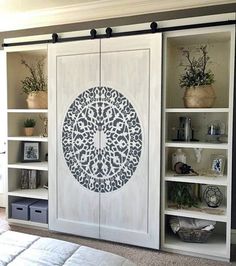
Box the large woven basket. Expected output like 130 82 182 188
183 85 216 108
177 228 213 243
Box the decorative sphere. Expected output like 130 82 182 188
203 186 223 208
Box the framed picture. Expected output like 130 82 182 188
22 142 41 162
210 154 226 176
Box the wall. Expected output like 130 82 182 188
1 2 236 228
0 3 236 44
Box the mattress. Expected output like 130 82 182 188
0 230 135 266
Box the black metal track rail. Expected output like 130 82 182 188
2 20 236 47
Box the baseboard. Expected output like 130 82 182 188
232 229 236 244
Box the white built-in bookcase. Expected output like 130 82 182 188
5 45 48 228
162 25 235 260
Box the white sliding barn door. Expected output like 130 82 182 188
99 35 162 249
49 40 100 237
49 34 162 248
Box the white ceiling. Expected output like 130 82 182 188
0 0 91 13
0 0 235 32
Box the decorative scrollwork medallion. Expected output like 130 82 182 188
62 87 142 193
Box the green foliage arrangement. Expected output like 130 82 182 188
179 45 215 89
169 182 198 208
24 118 36 128
21 58 47 95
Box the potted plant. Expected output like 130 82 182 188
21 58 47 109
179 45 216 108
24 118 36 136
168 182 198 209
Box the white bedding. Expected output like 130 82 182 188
0 230 135 266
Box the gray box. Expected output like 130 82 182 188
11 199 38 220
30 200 48 223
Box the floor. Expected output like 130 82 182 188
0 207 235 266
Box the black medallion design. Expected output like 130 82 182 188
62 87 142 193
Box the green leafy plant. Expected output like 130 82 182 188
24 118 36 128
179 45 214 89
21 58 47 95
169 182 198 208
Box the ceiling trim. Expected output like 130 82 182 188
0 0 235 32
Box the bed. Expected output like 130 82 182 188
0 229 135 265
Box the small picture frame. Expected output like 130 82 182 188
210 154 225 176
22 141 41 162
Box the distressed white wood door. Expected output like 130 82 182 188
49 34 162 248
99 34 162 249
48 40 100 237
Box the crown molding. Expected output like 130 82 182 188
0 0 235 32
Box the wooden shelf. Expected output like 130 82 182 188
164 232 227 259
165 205 227 222
165 172 227 186
165 108 229 113
8 218 48 229
7 109 48 113
165 142 228 149
8 162 48 171
8 188 48 200
8 136 48 142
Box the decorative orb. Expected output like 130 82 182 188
203 186 223 208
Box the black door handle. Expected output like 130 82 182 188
0 151 6 154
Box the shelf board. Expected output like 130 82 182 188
165 205 227 222
8 218 48 229
8 136 48 142
165 142 228 149
8 162 48 171
8 188 48 200
164 232 227 259
165 172 227 186
7 109 48 113
165 108 229 113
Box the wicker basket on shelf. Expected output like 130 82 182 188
177 228 213 243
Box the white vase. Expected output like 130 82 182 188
172 149 186 171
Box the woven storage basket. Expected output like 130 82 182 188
177 228 213 243
26 91 48 109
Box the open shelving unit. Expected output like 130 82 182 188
165 172 227 186
8 162 48 171
165 108 229 113
7 218 48 229
164 231 227 259
8 136 48 142
7 109 48 113
165 142 228 149
8 188 48 200
165 205 227 222
5 44 48 228
161 26 235 261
